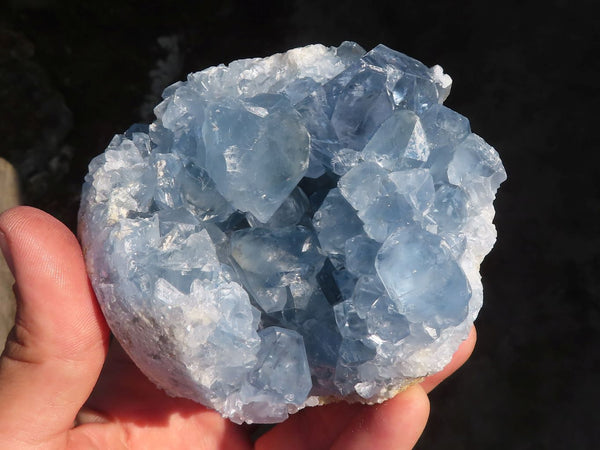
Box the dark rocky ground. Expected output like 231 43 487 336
1 0 598 448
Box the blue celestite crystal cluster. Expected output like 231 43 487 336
79 42 506 424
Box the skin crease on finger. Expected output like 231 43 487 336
0 207 476 450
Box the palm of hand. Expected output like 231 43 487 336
0 207 475 450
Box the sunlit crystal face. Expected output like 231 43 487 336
79 41 506 424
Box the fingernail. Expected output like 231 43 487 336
0 229 14 275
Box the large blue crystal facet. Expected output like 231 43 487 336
79 42 506 424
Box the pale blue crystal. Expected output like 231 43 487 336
334 339 376 395
366 295 410 342
362 110 430 170
338 162 395 211
344 235 380 277
203 95 310 222
363 44 443 114
447 133 506 202
179 163 234 222
294 88 338 178
151 152 185 209
230 226 325 286
330 147 362 176
338 163 415 242
246 187 310 229
375 226 471 328
79 42 506 424
231 327 312 423
332 269 357 301
351 274 387 317
429 184 469 232
388 169 435 214
334 300 369 339
330 65 394 150
421 104 470 150
312 188 364 264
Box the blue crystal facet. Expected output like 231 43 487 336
79 42 506 424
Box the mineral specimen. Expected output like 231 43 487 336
78 42 506 424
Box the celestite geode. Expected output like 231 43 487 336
78 42 506 424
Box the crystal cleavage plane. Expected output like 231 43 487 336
78 42 506 424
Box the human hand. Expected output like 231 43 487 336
0 207 476 449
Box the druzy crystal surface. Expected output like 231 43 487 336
79 42 506 424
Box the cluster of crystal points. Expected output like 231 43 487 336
79 42 506 424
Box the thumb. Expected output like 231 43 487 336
0 207 110 449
